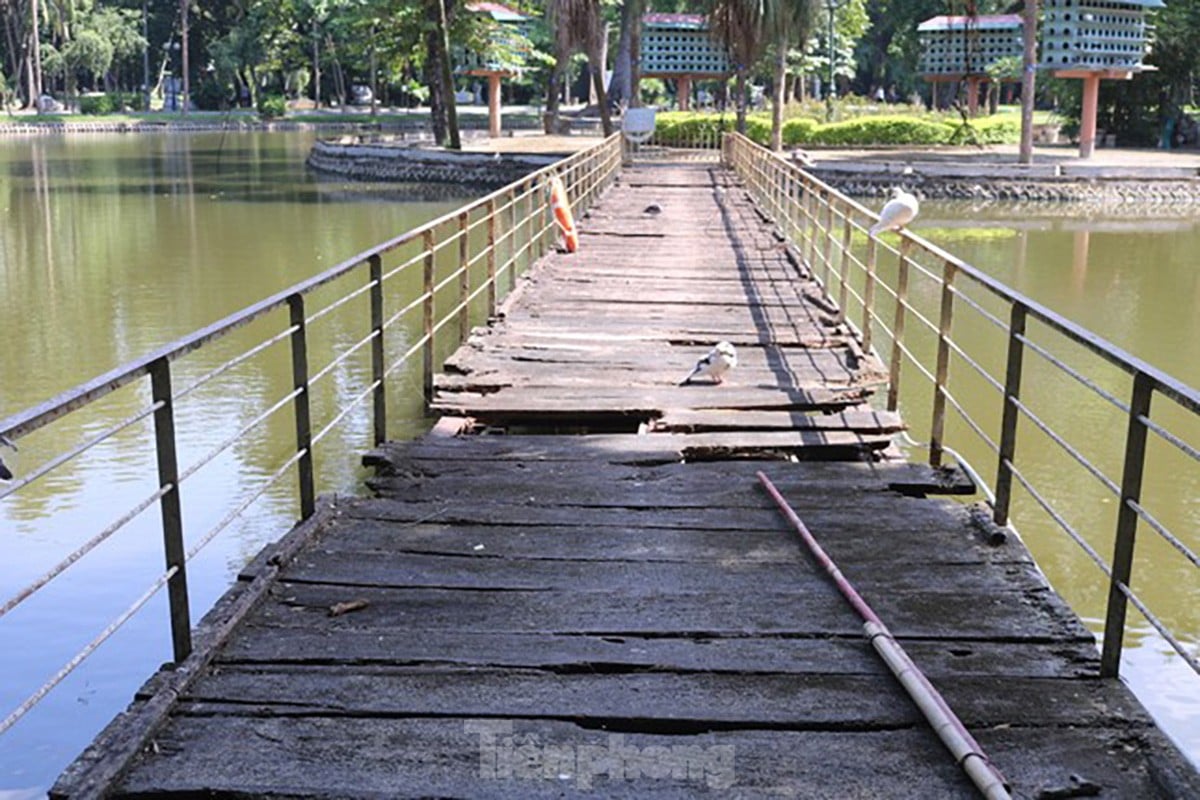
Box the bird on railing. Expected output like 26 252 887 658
680 341 737 386
0 435 16 481
869 187 920 237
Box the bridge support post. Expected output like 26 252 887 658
369 255 386 446
149 357 192 663
994 303 1028 527
887 241 912 412
929 261 957 467
1101 372 1154 677
287 295 316 519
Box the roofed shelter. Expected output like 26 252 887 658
1040 0 1165 158
458 2 533 137
640 13 731 111
917 14 1024 116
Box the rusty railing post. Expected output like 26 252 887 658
862 235 878 354
887 239 913 412
486 198 498 317
422 229 436 407
508 185 519 294
837 210 852 325
994 302 1028 527
149 357 192 663
930 260 957 467
368 254 386 445
1100 371 1154 677
458 211 470 345
287 294 316 519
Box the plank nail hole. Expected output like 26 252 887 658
949 648 974 658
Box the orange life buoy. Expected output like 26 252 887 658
549 175 579 253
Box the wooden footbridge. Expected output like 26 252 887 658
16 136 1199 797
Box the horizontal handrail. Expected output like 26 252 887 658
723 131 1199 683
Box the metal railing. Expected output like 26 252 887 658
724 132 1199 680
0 133 623 737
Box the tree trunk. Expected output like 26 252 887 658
545 60 563 133
312 20 321 107
424 0 448 142
609 0 641 110
369 22 378 118
26 0 42 107
771 34 786 151
436 0 461 148
180 0 189 115
589 20 612 136
1018 0 1037 164
735 69 747 134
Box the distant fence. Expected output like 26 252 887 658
724 132 1200 682
0 134 623 737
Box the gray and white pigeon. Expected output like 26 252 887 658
680 341 737 385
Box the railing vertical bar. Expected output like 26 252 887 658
837 209 853 325
149 358 192 663
457 211 470 345
863 235 878 354
508 184 519 293
422 230 436 406
822 192 836 289
286 294 316 519
1100 371 1155 677
486 198 498 316
805 182 819 272
994 303 1028 527
887 240 913 412
930 259 958 467
368 255 386 445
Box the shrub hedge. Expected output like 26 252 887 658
651 111 1021 147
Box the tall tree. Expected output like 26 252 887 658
710 0 764 135
608 0 643 109
765 0 819 150
547 0 613 136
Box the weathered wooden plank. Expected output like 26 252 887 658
279 549 1048 597
262 519 1019 569
252 582 1091 642
111 715 1181 800
217 629 1098 680
176 666 1147 729
431 388 876 418
364 448 973 493
652 409 904 433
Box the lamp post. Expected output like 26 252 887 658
825 0 838 122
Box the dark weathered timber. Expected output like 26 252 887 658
53 162 1200 799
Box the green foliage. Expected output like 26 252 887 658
655 109 1025 147
782 116 819 145
809 115 954 146
639 78 667 107
78 93 115 114
946 115 1020 145
65 30 115 89
652 112 735 146
258 94 288 119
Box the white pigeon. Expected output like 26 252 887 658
869 187 919 237
680 341 737 385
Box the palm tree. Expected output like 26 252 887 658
764 0 819 150
547 0 613 136
709 0 764 135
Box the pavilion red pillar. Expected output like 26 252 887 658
677 76 692 111
487 73 502 138
1078 73 1100 159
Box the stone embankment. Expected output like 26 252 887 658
804 156 1200 204
306 137 562 186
